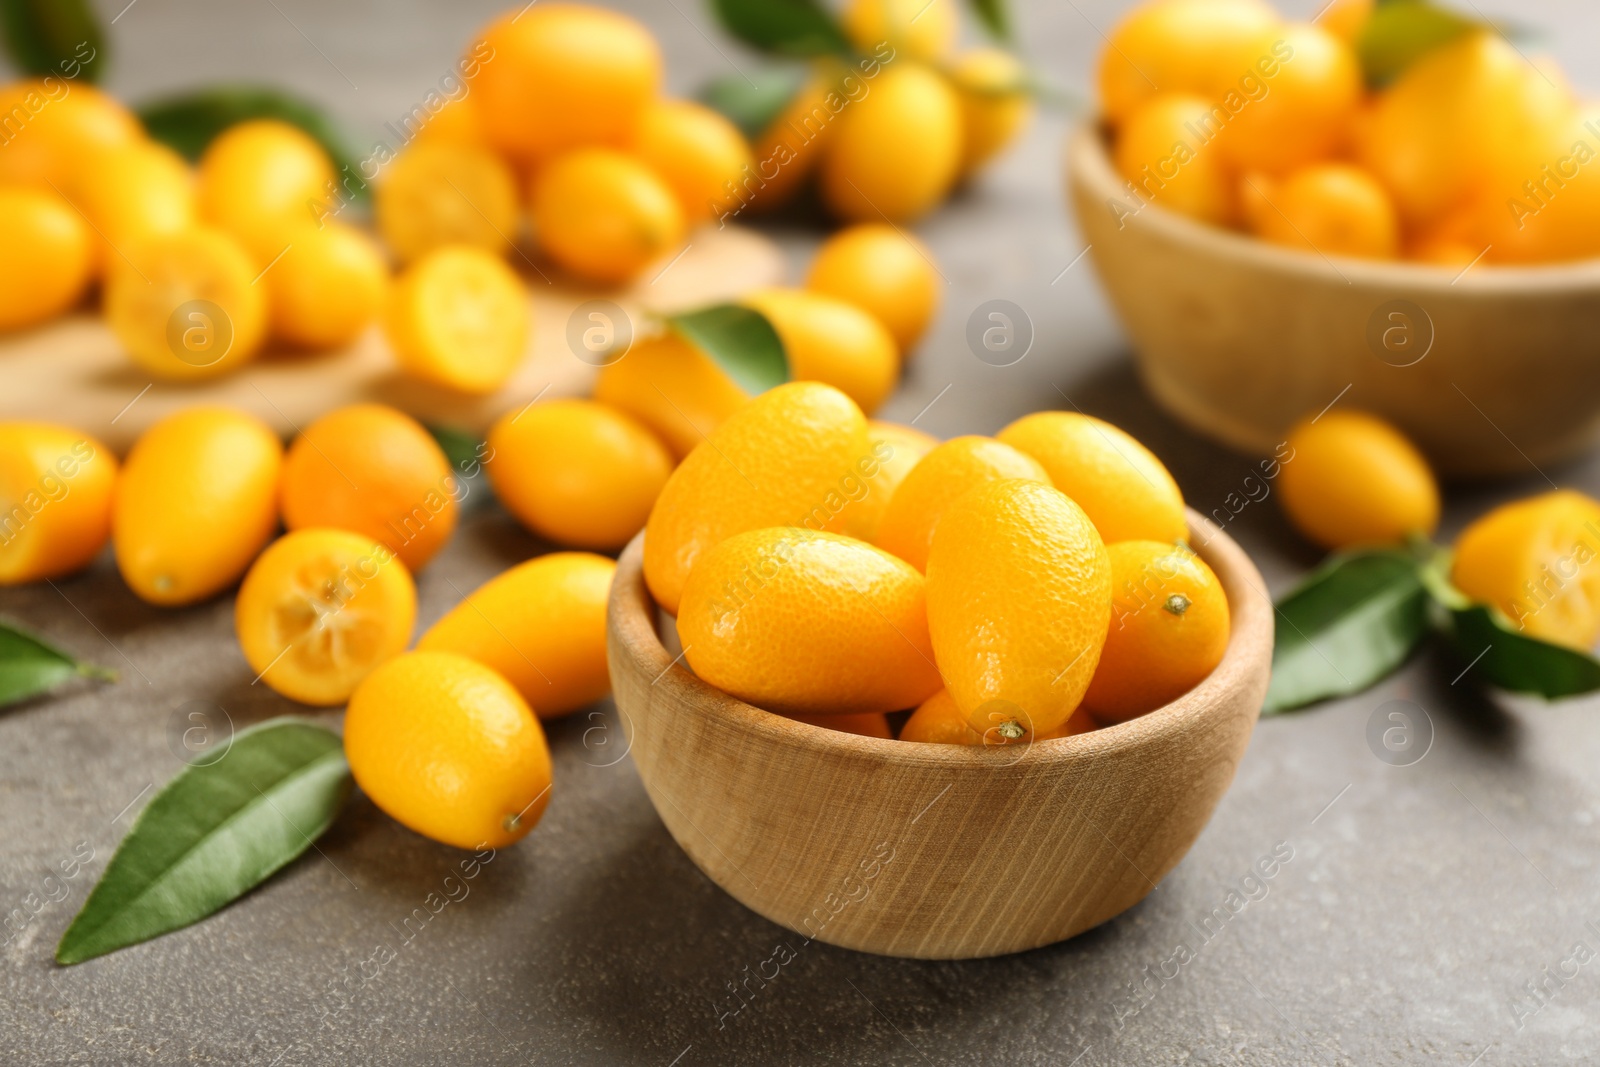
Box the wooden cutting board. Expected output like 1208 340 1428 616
0 224 787 451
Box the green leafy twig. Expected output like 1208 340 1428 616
0 0 104 82
0 620 113 709
56 718 351 964
1267 542 1600 712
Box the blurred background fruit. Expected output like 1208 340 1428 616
383 245 530 394
0 187 92 331
279 403 458 572
112 407 282 606
0 423 116 585
485 398 671 550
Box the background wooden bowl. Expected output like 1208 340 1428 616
606 511 1273 959
1067 124 1600 480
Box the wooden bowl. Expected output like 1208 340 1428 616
605 511 1272 959
1067 123 1600 480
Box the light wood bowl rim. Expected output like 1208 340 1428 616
1067 122 1600 293
608 508 1273 771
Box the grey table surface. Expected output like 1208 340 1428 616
7 0 1600 1063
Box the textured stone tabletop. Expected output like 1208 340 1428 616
5 0 1600 1063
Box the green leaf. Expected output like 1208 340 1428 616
0 619 112 709
1357 0 1480 86
0 0 104 83
1418 561 1600 699
667 304 788 397
966 0 1011 41
709 0 852 58
56 718 351 964
1264 549 1432 712
699 67 807 140
137 85 366 203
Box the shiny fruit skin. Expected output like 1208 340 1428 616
235 528 417 706
926 479 1112 738
1452 491 1600 651
629 99 753 224
997 411 1187 545
468 3 661 163
0 80 142 190
678 528 942 716
104 226 267 380
949 47 1034 177
591 333 749 460
280 403 458 573
836 420 938 542
486 399 672 550
0 187 91 331
643 381 869 615
805 223 940 354
0 423 117 585
418 552 616 717
1277 409 1439 550
899 689 983 745
875 435 1050 573
197 119 335 262
113 407 283 606
344 651 553 849
72 140 195 276
267 222 388 349
742 287 900 415
1245 164 1400 260
1098 0 1281 127
1356 31 1545 229
841 0 956 62
530 148 685 284
375 139 520 265
1221 23 1361 175
819 63 962 223
383 245 530 394
1115 93 1238 226
1082 541 1230 723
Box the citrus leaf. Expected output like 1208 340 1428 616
1357 0 1480 86
967 0 1011 41
0 0 103 82
137 85 366 203
0 619 112 709
1264 549 1431 712
667 304 788 397
709 0 852 58
699 66 807 140
56 718 351 964
1418 562 1600 699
